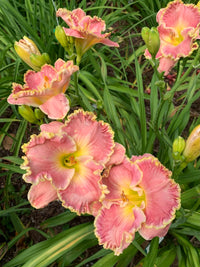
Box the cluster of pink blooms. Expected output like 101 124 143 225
7 3 182 255
145 0 200 75
20 109 180 255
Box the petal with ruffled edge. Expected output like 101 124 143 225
63 109 115 165
58 157 105 215
28 179 58 209
39 93 70 119
56 8 86 28
21 132 77 189
40 121 64 134
102 157 143 209
105 142 126 167
157 0 200 29
94 204 146 255
131 154 181 229
157 55 177 75
139 223 170 240
7 82 50 107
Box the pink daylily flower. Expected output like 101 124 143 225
8 59 79 119
56 8 119 58
21 109 115 215
145 0 200 75
95 154 180 255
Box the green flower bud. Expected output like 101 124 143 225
29 53 51 69
173 136 186 154
172 136 186 161
34 108 45 120
55 25 68 48
18 105 39 124
141 27 150 45
141 27 160 58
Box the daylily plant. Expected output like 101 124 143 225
7 59 79 119
95 154 180 255
56 8 119 63
21 109 115 215
145 0 200 74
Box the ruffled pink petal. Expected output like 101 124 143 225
21 132 77 189
58 158 104 215
39 93 69 119
79 16 106 34
28 180 58 209
24 70 44 90
102 157 143 209
54 58 69 71
131 154 180 228
158 0 200 28
94 204 145 255
56 8 85 28
105 142 126 167
157 55 177 75
40 64 57 82
63 109 114 165
8 83 51 106
40 121 64 133
139 223 170 240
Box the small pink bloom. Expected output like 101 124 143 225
145 0 200 75
95 155 180 255
8 59 79 119
21 109 114 214
56 8 119 58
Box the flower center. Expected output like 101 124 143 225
164 27 184 46
62 155 77 168
122 187 145 211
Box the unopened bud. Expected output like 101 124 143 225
14 36 41 71
29 53 51 68
18 105 39 124
173 136 185 154
34 108 45 120
172 136 186 161
141 27 160 58
183 125 200 162
55 25 68 48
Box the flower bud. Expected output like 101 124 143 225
18 105 39 124
141 27 160 58
29 53 51 68
183 125 200 162
14 36 42 71
34 108 45 120
55 25 69 48
172 136 186 161
173 136 186 154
